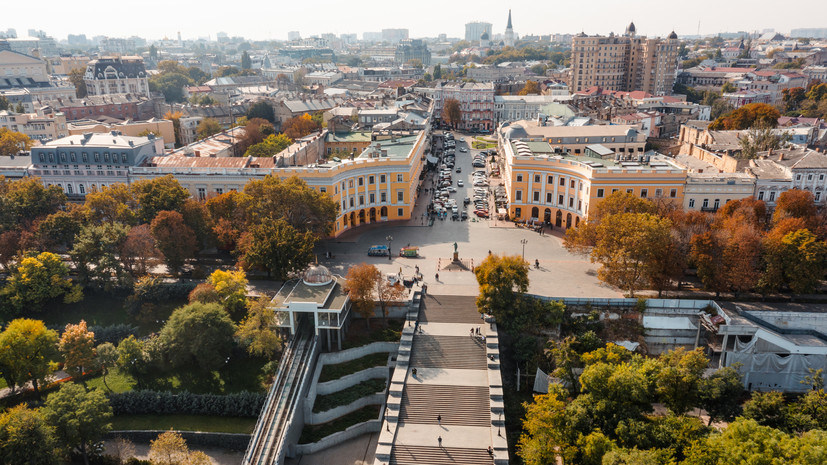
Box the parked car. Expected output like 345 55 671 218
368 245 389 256
457 180 464 187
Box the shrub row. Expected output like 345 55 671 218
88 324 140 344
108 390 265 417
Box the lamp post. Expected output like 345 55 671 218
520 238 527 261
386 235 393 261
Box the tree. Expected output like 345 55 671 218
442 98 461 128
474 254 529 323
690 231 729 296
246 101 276 124
116 335 154 388
0 177 66 229
179 198 215 251
0 127 34 156
59 320 97 380
95 342 118 392
242 175 338 237
83 183 138 225
68 68 87 98
245 133 292 157
376 274 408 328
160 302 236 372
762 228 827 294
195 118 222 140
721 81 737 93
207 269 248 315
782 87 807 112
564 191 655 251
700 366 744 425
237 217 315 280
0 405 58 465
654 348 709 415
149 430 189 465
131 175 190 224
518 388 569 465
742 391 790 431
241 51 252 70
602 448 664 465
164 111 183 147
0 252 83 317
708 102 781 130
236 296 282 359
772 189 817 226
282 113 321 140
150 211 197 276
738 125 791 159
120 224 161 277
345 263 380 327
0 319 58 396
0 95 8 111
206 190 248 250
433 64 442 79
188 283 220 304
42 383 113 465
36 207 84 252
149 72 194 103
518 80 541 95
70 222 130 290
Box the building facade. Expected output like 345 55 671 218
434 82 494 132
465 22 493 42
0 108 68 143
571 23 679 95
394 39 431 66
83 57 150 97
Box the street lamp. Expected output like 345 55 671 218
386 235 393 261
520 238 527 261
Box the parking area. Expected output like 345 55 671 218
317 131 621 299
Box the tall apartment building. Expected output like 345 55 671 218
394 39 431 66
465 22 493 42
381 29 409 44
571 22 679 96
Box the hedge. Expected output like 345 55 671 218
88 324 140 344
108 390 265 417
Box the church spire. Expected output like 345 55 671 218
506 9 513 30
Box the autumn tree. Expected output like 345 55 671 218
68 68 87 98
0 252 83 317
58 320 97 381
0 127 34 156
518 80 541 95
163 111 183 147
70 222 130 290
195 117 222 140
474 254 530 323
149 430 210 465
236 296 282 359
0 319 58 396
83 183 138 225
0 405 58 465
246 133 293 157
237 217 315 280
0 176 66 230
376 273 407 328
772 189 817 227
708 102 781 130
131 175 190 224
762 228 827 294
345 263 380 327
282 113 321 140
206 190 248 250
690 231 729 296
237 117 275 154
42 383 112 465
442 98 461 129
150 210 198 276
159 302 236 372
207 269 249 315
120 224 161 277
782 87 807 112
242 175 338 237
179 198 215 251
36 207 84 252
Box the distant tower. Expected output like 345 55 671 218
625 21 636 38
177 31 182 45
480 31 490 48
504 9 515 47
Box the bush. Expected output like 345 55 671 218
88 324 140 345
108 390 265 417
313 378 386 413
125 277 197 314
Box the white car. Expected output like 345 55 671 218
457 180 464 187
459 147 468 153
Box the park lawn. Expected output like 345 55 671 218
319 353 389 383
298 405 380 444
85 368 137 393
0 378 6 390
111 414 256 434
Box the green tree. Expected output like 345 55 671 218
36 207 84 251
0 177 66 230
131 175 190 224
0 127 34 156
150 210 198 276
149 72 194 103
442 98 461 128
0 252 83 317
82 182 138 225
246 101 275 124
738 125 791 159
242 175 338 237
95 342 118 392
0 95 8 111
721 81 737 93
241 51 252 70
68 68 87 98
116 335 153 388
159 302 236 372
42 383 113 465
742 391 790 431
433 64 442 79
700 366 744 425
245 133 292 157
163 111 184 147
602 448 664 465
0 405 58 465
762 229 827 294
207 269 248 315
237 217 316 280
518 388 569 465
655 348 709 415
0 318 59 396
58 320 97 380
69 222 130 290
236 296 282 359
195 118 222 140
474 254 529 324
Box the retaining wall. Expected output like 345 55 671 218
107 430 251 451
294 419 382 455
316 366 390 396
306 393 386 425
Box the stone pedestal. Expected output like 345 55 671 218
452 251 459 262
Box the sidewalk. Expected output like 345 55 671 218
0 370 70 399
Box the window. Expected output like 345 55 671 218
357 177 363 186
534 174 540 183
702 199 709 208
547 175 554 184
597 188 604 198
369 193 375 203
70 152 76 162
93 152 99 162
515 207 522 217
320 187 326 193
670 189 677 198
769 191 776 201
569 198 574 207
197 188 206 201
820 175 825 181
397 191 404 202
808 174 813 181
559 177 565 186
39 153 45 162
612 188 619 193
380 174 386 183
533 191 540 202
546 192 552 203
341 181 346 190
689 198 695 208
558 194 564 205
381 192 387 202
349 197 354 207
758 191 764 200
796 174 802 181
654 188 663 197
216 188 224 195
397 208 404 217
713 199 720 209
641 189 648 198
516 190 523 201
104 153 110 162
578 200 582 211
516 174 523 182
397 174 403 182
79 184 85 194
627 188 633 194
369 175 374 184
816 192 822 202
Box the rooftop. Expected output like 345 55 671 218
36 132 153 149
356 135 418 160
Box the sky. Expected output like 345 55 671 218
3 0 826 42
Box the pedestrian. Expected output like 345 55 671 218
419 325 424 334
482 335 486 343
470 328 474 337
435 273 439 281
412 367 417 378
488 446 494 456
437 414 442 425
438 436 443 448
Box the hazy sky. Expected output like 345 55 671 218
4 0 826 41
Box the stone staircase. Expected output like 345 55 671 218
420 295 484 323
399 384 490 427
390 445 494 465
410 335 487 370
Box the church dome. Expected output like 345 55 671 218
480 32 490 40
627 22 636 33
303 264 333 285
668 31 678 39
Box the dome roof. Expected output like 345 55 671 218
303 264 333 285
668 30 678 39
627 22 636 32
503 123 528 139
480 32 490 40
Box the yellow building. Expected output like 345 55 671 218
499 121 686 227
68 118 176 149
130 128 429 237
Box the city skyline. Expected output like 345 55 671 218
3 0 826 42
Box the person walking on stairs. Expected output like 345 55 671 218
437 414 442 426
438 436 443 448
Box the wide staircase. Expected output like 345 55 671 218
399 384 490 427
409 335 486 370
390 445 494 465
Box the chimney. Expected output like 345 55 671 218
777 150 784 162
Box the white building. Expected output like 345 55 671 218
0 108 68 143
83 56 150 97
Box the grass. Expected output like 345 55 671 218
40 293 187 336
298 405 380 444
319 353 390 383
342 319 403 349
85 368 137 393
473 140 497 150
111 414 256 434
0 378 6 390
313 378 386 413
